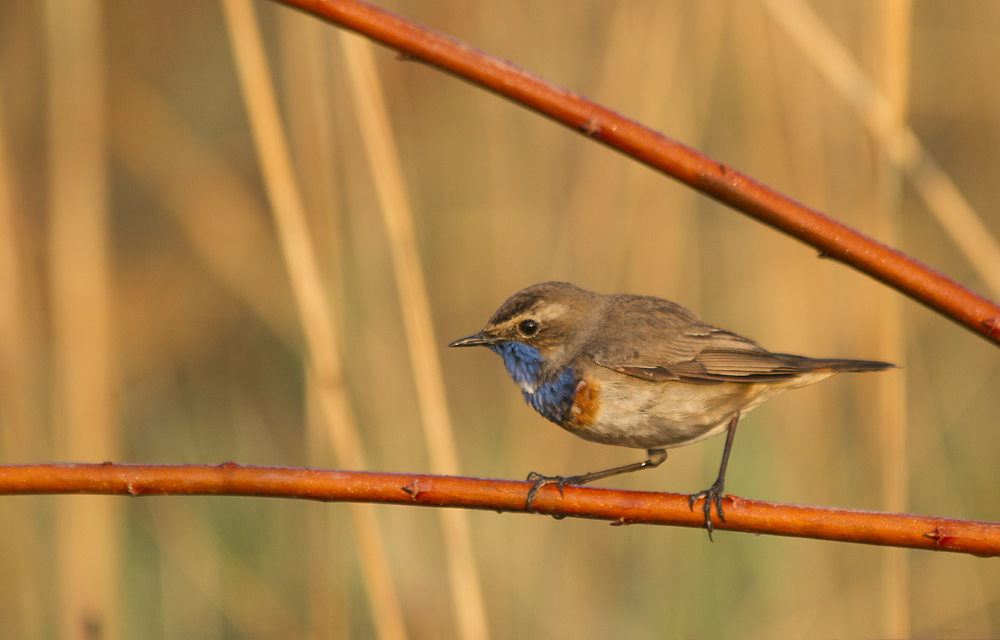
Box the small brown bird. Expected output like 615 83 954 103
450 282 894 537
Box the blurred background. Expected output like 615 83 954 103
1 0 999 638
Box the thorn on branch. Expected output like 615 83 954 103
981 317 1000 338
402 480 422 499
924 527 949 545
580 119 600 137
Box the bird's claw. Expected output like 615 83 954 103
525 471 571 510
688 479 727 541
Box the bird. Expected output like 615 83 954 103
449 281 894 537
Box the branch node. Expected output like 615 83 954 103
579 118 601 137
402 479 422 499
981 317 1000 338
924 527 949 545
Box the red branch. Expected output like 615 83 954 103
3 463 997 557
276 0 1000 345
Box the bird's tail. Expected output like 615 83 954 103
784 355 896 373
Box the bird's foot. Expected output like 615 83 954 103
688 479 727 541
524 472 573 510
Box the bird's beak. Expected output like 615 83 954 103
448 331 496 348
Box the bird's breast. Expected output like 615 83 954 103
522 367 578 425
520 367 603 435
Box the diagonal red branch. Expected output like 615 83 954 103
3 463 997 557
276 0 1000 346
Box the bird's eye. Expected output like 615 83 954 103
518 319 539 337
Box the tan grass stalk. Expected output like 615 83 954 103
763 1 921 631
278 13 346 637
0 55 44 640
0 82 36 463
44 1 120 638
339 32 491 640
219 1 406 638
879 2 912 636
763 0 1000 300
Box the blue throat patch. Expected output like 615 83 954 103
488 341 542 386
489 341 577 424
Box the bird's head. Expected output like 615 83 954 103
449 282 605 390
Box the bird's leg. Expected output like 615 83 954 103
688 413 740 540
525 448 668 510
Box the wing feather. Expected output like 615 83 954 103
587 297 823 383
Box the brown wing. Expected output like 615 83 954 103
586 295 848 383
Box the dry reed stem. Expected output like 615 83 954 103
44 1 120 638
275 0 1000 345
0 77 34 462
339 31 490 640
219 1 406 638
763 0 1000 301
878 1 912 636
4 463 999 557
0 45 45 640
278 16 345 636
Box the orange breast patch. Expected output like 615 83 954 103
566 376 600 429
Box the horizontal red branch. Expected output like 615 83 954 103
277 0 1000 345
3 463 996 557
